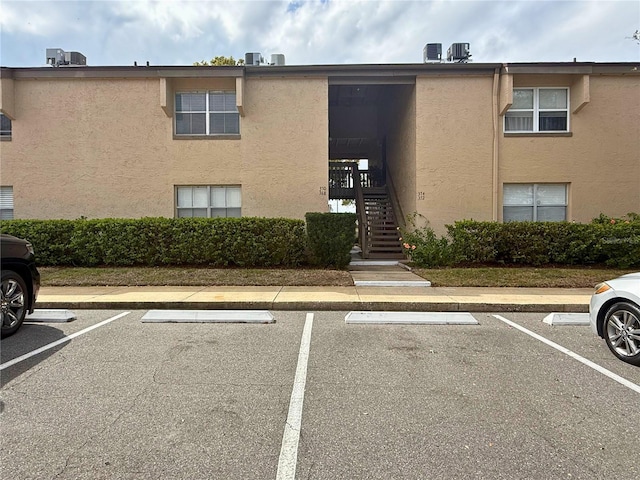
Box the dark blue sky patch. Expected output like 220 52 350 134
287 1 303 13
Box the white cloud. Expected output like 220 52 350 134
0 0 638 67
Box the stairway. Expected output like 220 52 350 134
361 187 404 259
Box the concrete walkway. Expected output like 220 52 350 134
31 255 595 313
348 262 431 287
34 284 593 312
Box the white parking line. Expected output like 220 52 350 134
0 312 131 371
276 312 314 480
493 314 640 395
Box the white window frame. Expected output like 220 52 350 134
175 185 241 218
504 87 570 133
503 183 568 222
175 91 239 136
0 186 14 220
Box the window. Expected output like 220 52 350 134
503 184 567 222
0 186 14 219
176 186 241 218
0 114 12 138
175 91 239 135
505 88 569 133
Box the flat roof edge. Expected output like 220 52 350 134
1 62 638 80
1 66 244 79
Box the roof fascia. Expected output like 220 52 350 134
2 62 637 80
502 62 639 75
247 63 501 78
7 66 244 80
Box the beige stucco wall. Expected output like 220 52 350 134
1 75 328 220
1 65 638 231
3 78 172 218
0 77 15 118
414 75 495 233
241 76 328 217
386 84 416 227
500 74 640 222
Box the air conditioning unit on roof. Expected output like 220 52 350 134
245 52 264 66
64 51 86 66
447 43 471 63
423 43 442 62
270 54 285 66
46 48 86 66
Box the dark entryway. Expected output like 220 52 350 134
328 81 412 259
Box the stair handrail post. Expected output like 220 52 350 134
353 163 368 257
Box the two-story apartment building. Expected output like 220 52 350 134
1 61 638 257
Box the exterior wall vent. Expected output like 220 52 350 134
423 43 442 62
46 48 86 67
447 43 471 63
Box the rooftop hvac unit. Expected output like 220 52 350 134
245 52 264 66
46 48 86 66
447 43 471 63
423 43 442 62
64 51 86 66
46 48 65 66
270 53 285 66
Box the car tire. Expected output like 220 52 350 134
1 270 28 338
602 301 640 366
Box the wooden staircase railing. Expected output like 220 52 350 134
329 164 403 259
352 171 404 259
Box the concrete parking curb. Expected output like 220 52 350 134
345 311 479 324
26 309 76 323
141 310 275 323
34 286 593 313
34 300 590 313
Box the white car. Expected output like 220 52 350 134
590 272 640 366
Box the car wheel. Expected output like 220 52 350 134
603 302 640 366
1 270 28 338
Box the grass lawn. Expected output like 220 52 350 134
39 266 355 287
38 265 637 288
415 267 637 288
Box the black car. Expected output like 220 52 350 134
1 234 40 337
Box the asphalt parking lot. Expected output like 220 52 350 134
1 310 639 480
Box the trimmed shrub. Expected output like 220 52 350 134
446 219 640 268
398 213 640 268
446 220 501 264
593 222 640 268
1 217 306 267
0 219 76 265
305 213 356 269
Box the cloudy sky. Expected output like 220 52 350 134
1 0 638 67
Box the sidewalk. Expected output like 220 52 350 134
34 284 593 312
32 257 595 313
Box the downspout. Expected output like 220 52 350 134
491 67 501 221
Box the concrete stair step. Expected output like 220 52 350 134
365 253 406 259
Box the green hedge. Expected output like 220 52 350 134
0 217 307 267
400 213 640 268
448 219 640 268
305 212 357 268
0 219 76 265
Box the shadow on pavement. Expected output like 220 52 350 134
0 323 69 388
